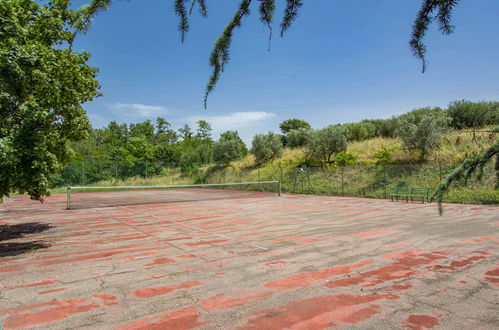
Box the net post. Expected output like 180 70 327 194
278 181 281 196
66 187 71 210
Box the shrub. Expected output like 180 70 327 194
305 126 348 165
373 145 400 165
395 112 450 161
447 100 499 129
335 152 358 166
213 140 242 165
286 128 311 148
251 132 284 164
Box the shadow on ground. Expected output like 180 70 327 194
0 222 52 257
0 241 51 257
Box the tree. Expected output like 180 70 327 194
195 120 212 142
219 130 248 156
446 100 499 129
286 128 310 148
395 110 450 161
251 131 283 164
213 140 242 165
279 119 311 135
0 0 101 201
306 126 348 165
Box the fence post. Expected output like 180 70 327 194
383 166 387 199
280 167 283 192
258 168 261 191
341 166 344 196
82 162 85 186
145 162 148 179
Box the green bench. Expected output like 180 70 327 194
390 187 431 203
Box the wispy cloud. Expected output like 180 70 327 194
108 103 169 120
187 111 278 144
188 111 276 129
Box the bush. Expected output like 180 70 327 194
395 111 450 161
306 126 348 165
251 132 284 164
373 145 399 165
336 152 358 166
447 100 499 129
286 128 311 148
213 140 242 165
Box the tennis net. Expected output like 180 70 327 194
66 181 281 209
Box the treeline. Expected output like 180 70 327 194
72 119 248 165
72 100 498 167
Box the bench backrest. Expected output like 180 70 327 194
395 187 411 193
411 188 430 195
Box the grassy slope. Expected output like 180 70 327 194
52 129 498 204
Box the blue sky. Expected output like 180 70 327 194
72 0 499 144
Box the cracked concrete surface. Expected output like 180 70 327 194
0 189 498 329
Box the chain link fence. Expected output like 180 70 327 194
51 161 498 204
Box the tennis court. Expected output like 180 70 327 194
1 187 498 329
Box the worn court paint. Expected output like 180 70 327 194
1 190 497 329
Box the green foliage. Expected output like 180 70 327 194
251 131 283 164
0 0 101 201
410 0 460 73
335 152 358 166
395 109 450 161
219 130 248 156
343 122 376 141
447 100 499 129
286 128 310 148
305 126 348 165
213 140 242 165
279 118 311 134
373 145 399 165
433 144 499 214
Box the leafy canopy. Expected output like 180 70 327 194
0 0 101 201
395 108 450 161
251 131 283 164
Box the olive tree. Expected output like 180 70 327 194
395 111 450 161
251 131 283 164
305 126 348 165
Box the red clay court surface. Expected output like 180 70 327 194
0 189 498 329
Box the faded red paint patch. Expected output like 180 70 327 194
134 281 201 298
356 231 390 238
210 272 226 276
1 298 100 329
38 288 66 295
124 252 159 261
325 277 364 288
389 282 413 291
238 293 398 329
0 264 26 273
177 254 197 258
264 260 373 290
118 306 207 330
429 256 486 271
485 268 499 285
145 257 175 266
261 261 288 269
386 242 409 250
464 235 498 243
402 314 439 329
186 239 228 246
95 294 118 306
12 279 55 289
200 290 272 311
